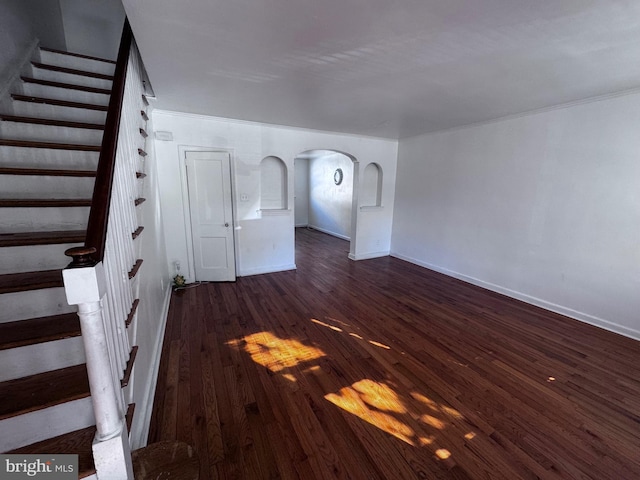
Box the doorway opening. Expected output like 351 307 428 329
294 149 358 260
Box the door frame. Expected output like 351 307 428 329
178 145 238 282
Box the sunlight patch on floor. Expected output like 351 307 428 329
228 325 472 459
310 317 392 352
411 392 463 420
311 318 343 332
420 414 446 430
352 379 408 414
325 385 416 446
227 332 325 373
436 448 451 460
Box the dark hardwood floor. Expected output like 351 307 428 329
148 227 640 479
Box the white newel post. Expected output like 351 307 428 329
63 247 134 480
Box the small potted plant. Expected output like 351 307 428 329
173 274 186 292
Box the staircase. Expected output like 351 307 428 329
0 45 142 478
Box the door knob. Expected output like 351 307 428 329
225 222 229 227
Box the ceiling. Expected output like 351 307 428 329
122 0 640 139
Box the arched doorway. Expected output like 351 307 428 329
294 149 359 258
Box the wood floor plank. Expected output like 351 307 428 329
148 227 640 479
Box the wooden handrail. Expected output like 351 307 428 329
84 20 133 261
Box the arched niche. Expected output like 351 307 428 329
361 162 383 207
260 156 288 210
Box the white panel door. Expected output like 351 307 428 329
186 151 236 281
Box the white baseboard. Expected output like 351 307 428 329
239 263 297 277
295 223 308 228
308 225 350 241
131 285 173 449
348 250 390 261
391 252 640 341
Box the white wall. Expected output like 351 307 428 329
392 92 640 340
294 158 309 227
308 151 354 240
59 0 125 60
0 0 66 97
153 111 398 280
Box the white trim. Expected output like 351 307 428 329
359 205 384 212
348 250 390 261
309 225 350 241
239 263 296 277
153 109 397 141
130 285 172 449
404 86 640 140
259 208 292 216
295 223 309 228
390 252 640 342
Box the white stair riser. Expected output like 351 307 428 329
31 65 112 91
0 121 103 144
0 175 95 198
0 336 85 382
0 145 99 170
11 100 107 124
0 287 74 322
39 50 115 77
0 243 81 275
21 82 110 107
0 206 89 234
0 397 94 451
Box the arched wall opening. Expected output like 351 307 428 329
260 155 288 210
294 149 358 256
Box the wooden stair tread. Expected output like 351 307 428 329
9 425 96 477
126 299 140 327
132 226 144 239
11 94 109 112
0 113 104 130
21 76 112 95
0 313 80 350
0 269 63 294
31 62 114 81
0 138 101 151
121 346 138 388
0 230 85 247
128 259 143 279
40 46 116 65
0 167 96 177
0 198 92 207
10 403 135 478
0 364 89 420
